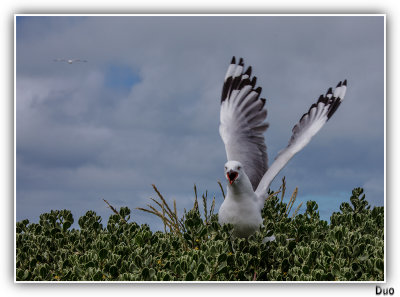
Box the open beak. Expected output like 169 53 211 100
227 170 238 185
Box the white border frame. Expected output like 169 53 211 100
13 13 386 284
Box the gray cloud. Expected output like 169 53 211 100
16 15 384 228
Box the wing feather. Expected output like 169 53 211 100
255 80 347 200
219 57 269 189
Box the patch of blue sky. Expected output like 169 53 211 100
104 64 141 93
292 191 350 223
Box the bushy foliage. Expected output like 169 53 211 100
16 187 384 281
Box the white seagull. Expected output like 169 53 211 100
218 57 347 238
53 58 87 64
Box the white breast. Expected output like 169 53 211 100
218 191 263 238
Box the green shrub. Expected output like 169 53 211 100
16 185 384 281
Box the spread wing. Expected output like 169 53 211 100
255 80 347 200
219 57 269 190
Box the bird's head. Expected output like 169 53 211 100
224 161 244 186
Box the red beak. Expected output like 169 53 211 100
227 171 238 185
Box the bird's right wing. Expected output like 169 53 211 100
255 80 347 200
219 57 269 190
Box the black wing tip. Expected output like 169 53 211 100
238 78 251 89
245 66 252 75
231 56 236 64
343 79 347 86
327 99 342 120
239 57 244 66
326 87 333 95
308 103 317 113
251 76 257 87
336 81 343 88
299 112 308 122
221 76 232 103
255 86 262 94
260 98 266 110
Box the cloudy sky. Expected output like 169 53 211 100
15 15 384 230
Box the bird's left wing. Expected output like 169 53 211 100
255 80 347 200
219 57 269 189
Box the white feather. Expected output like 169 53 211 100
218 57 347 237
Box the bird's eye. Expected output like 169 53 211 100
224 166 227 170
237 166 241 170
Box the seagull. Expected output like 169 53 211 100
53 58 87 64
218 57 347 238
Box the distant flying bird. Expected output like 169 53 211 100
218 57 347 238
53 58 87 64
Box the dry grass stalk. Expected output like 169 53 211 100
136 185 185 234
192 184 200 212
286 187 298 216
162 203 167 233
217 180 225 199
266 189 282 201
144 204 173 227
202 194 208 224
280 177 286 203
292 202 303 218
137 183 220 234
173 199 180 232
103 199 127 223
210 196 215 217
152 184 176 224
